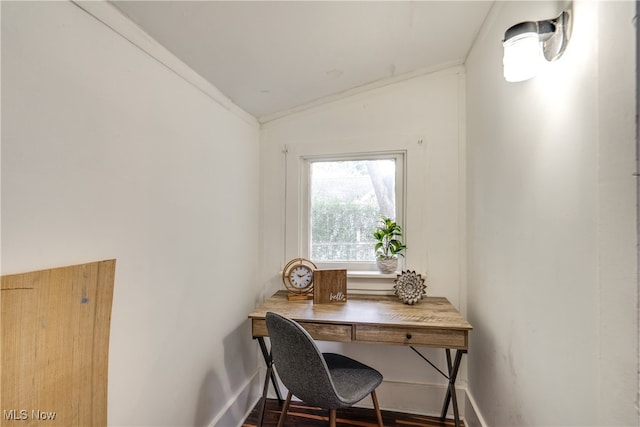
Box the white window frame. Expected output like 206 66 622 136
301 152 406 272
283 134 427 291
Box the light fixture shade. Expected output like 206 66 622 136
502 10 572 82
503 30 541 82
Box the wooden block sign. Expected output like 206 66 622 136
313 269 347 304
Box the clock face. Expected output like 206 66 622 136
289 266 313 289
282 258 317 295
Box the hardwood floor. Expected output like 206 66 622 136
242 399 465 427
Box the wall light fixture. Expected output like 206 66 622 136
503 9 572 82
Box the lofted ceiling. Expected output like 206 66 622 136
110 1 494 121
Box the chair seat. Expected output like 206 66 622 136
323 353 383 407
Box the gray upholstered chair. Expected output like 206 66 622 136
265 311 384 427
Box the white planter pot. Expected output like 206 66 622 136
376 257 398 274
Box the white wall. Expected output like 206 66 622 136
1 2 262 426
260 68 467 415
466 1 637 426
4 1 636 426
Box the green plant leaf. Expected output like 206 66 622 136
372 215 406 257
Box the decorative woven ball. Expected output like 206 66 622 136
393 270 426 305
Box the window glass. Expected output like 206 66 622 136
309 158 397 263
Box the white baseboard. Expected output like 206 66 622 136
211 370 262 427
463 388 489 427
227 373 488 427
370 380 464 419
365 381 486 427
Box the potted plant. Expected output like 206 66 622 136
373 215 406 273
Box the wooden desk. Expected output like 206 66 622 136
249 290 473 427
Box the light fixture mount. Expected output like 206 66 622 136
505 10 571 61
540 10 571 62
502 8 572 82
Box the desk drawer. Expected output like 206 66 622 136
355 325 467 349
301 322 353 342
252 319 353 342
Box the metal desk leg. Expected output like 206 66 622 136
256 359 272 427
410 346 466 427
257 337 283 402
440 349 465 427
255 336 283 427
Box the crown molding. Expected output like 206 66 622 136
72 1 259 128
259 62 465 125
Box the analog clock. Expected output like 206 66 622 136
282 258 317 296
290 265 313 288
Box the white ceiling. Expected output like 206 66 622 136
110 1 494 120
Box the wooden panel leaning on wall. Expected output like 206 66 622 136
1 260 116 427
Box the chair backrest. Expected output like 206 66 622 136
265 312 340 408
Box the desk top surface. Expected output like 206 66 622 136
249 290 472 331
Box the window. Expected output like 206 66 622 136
301 153 405 271
283 136 424 289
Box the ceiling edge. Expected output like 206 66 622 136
73 1 259 128
464 0 502 66
259 61 466 125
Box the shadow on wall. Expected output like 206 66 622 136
194 370 225 427
193 320 259 427
468 313 525 426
